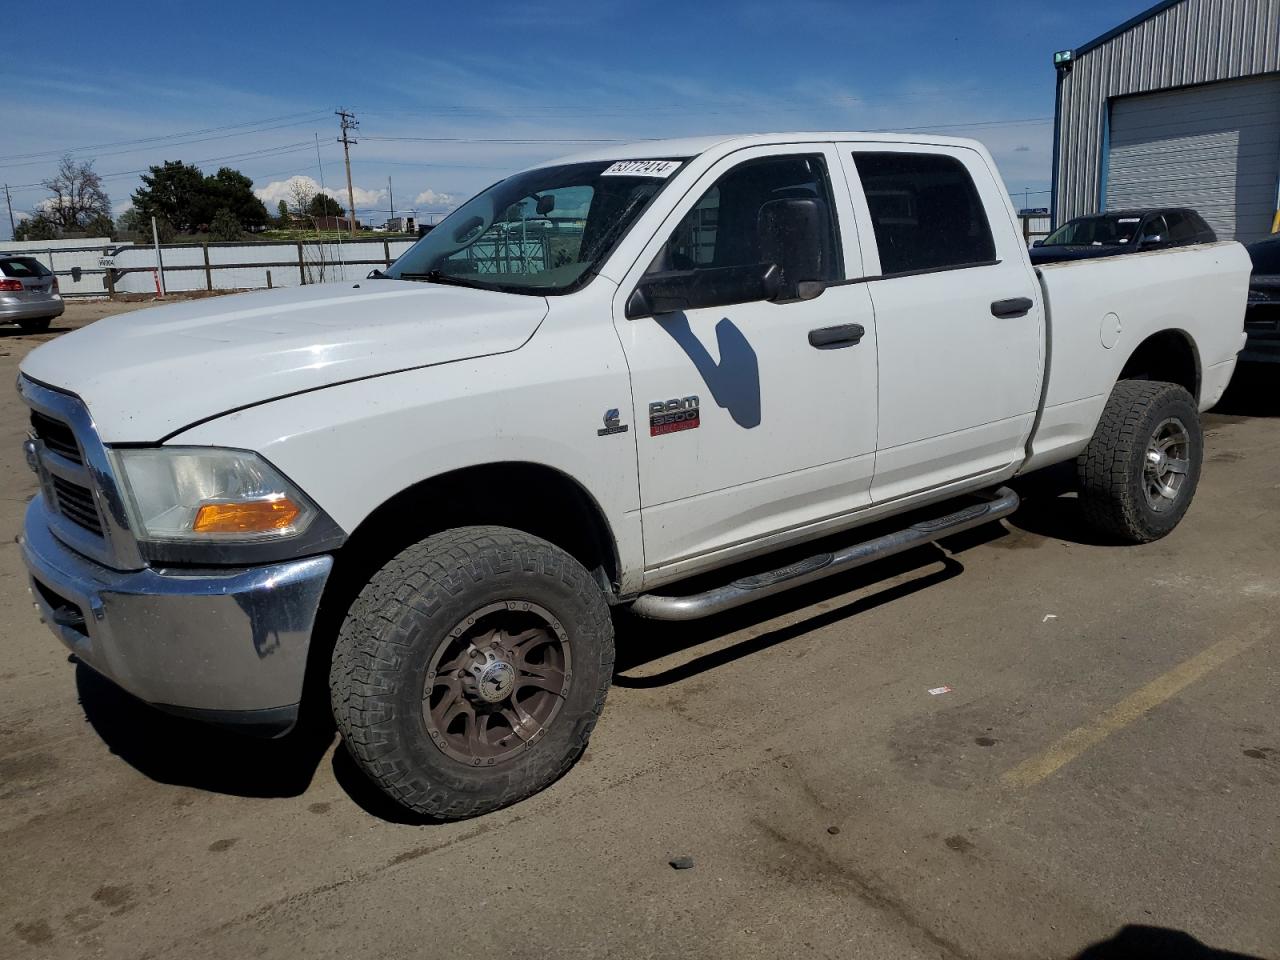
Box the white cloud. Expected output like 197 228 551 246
414 189 455 211
255 175 385 211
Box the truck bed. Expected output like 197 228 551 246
1023 241 1251 473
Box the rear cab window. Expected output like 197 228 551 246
0 257 51 279
852 152 996 275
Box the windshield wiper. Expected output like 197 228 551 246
397 270 498 291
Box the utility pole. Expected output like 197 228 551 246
3 184 15 240
387 176 394 230
336 109 359 237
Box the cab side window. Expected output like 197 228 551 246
853 152 996 275
649 154 842 291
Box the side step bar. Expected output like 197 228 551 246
629 486 1020 621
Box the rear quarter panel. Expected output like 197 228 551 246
1024 241 1250 472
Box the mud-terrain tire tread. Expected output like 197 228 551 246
330 525 613 820
1076 379 1202 544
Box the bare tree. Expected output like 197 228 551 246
287 178 316 221
286 178 329 283
41 155 111 232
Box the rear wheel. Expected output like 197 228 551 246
330 526 614 820
1077 380 1203 543
17 316 52 334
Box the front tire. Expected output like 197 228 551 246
330 526 614 820
1077 380 1203 543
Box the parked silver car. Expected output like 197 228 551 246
1 255 64 333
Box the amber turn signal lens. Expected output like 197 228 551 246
192 498 301 534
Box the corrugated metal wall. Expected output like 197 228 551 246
1054 0 1280 226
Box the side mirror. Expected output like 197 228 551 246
536 194 555 216
1032 239 1044 247
626 263 781 319
757 197 830 297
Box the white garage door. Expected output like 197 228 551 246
1106 74 1280 244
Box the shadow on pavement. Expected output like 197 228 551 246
1002 462 1123 548
613 543 965 686
1073 925 1266 959
1211 362 1279 418
329 747 439 825
75 663 335 799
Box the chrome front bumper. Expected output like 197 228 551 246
20 495 332 735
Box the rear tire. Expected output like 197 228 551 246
1077 380 1202 543
17 316 52 334
330 525 614 820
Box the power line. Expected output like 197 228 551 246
361 136 653 144
2 141 323 192
0 110 329 165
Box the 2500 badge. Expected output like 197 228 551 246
649 396 700 436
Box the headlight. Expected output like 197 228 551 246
111 447 318 542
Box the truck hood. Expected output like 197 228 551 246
20 280 548 442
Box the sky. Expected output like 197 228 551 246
0 0 1160 239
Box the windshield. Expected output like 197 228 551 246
386 159 686 294
1043 215 1144 248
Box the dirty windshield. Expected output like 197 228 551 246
1042 214 1143 247
386 159 686 294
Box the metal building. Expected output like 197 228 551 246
1052 0 1280 242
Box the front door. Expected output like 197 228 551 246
613 145 879 577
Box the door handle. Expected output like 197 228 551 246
808 323 865 349
991 297 1034 318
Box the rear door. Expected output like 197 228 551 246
838 144 1044 502
612 144 879 575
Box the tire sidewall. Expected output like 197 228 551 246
358 540 611 814
1124 387 1202 538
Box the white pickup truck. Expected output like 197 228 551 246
18 133 1250 819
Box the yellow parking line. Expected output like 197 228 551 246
1001 629 1265 789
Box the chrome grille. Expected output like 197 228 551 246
30 411 82 463
50 475 103 535
19 376 144 571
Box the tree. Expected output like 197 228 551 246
307 193 345 218
205 167 268 231
130 161 268 234
276 199 290 226
287 178 316 220
117 208 175 242
83 213 115 238
132 161 206 232
39 156 112 233
13 214 58 242
209 208 242 241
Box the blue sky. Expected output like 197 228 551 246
0 0 1156 238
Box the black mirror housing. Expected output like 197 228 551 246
625 263 782 319
757 197 831 296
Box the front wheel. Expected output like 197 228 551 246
330 526 614 820
1077 380 1203 543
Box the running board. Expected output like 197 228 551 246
629 486 1020 621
